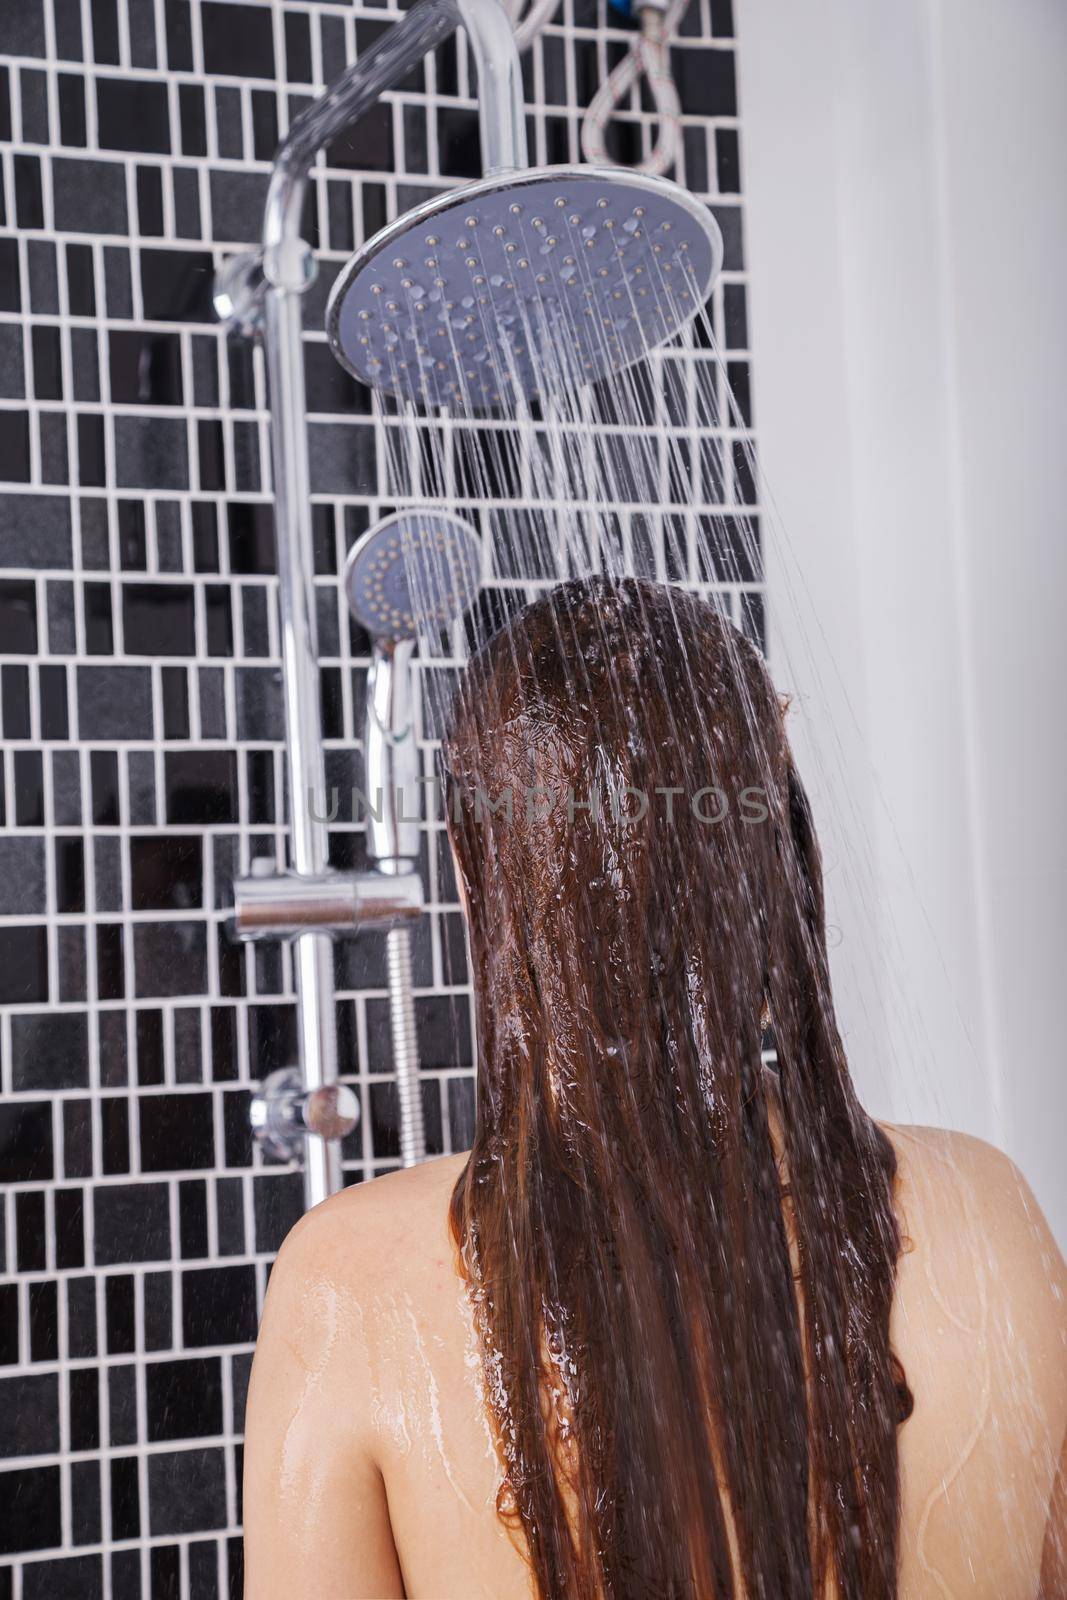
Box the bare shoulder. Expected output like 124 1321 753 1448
270 1150 470 1305
878 1125 1067 1592
242 1153 471 1598
884 1122 1061 1266
882 1121 1066 1475
881 1121 1066 1309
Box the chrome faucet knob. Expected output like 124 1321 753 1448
250 1068 359 1163
303 1082 359 1143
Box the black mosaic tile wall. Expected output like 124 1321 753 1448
0 0 756 1591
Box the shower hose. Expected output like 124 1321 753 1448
503 0 691 180
387 923 427 1167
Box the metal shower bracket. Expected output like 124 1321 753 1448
215 0 527 1208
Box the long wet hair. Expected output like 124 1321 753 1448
443 576 912 1599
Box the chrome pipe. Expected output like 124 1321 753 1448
262 286 339 1208
457 0 529 176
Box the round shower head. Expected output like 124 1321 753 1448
343 509 482 642
326 164 722 411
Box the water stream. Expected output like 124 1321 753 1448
343 208 1060 1591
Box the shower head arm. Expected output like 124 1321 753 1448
263 0 528 288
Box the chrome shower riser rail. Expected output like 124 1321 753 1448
262 282 341 1207
219 0 526 1208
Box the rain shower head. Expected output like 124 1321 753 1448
326 164 723 411
343 509 482 641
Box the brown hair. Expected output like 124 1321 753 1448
444 576 912 1599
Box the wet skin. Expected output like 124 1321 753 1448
243 1115 1067 1599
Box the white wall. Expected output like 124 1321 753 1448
736 0 1067 1243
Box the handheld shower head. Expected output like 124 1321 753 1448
344 510 481 870
343 509 483 642
326 164 723 411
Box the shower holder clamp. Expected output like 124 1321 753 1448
232 860 424 941
213 240 317 338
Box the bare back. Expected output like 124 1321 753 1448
243 1124 1067 1598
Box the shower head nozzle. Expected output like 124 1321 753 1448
326 165 722 412
343 510 482 643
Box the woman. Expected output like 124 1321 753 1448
243 577 1065 1598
